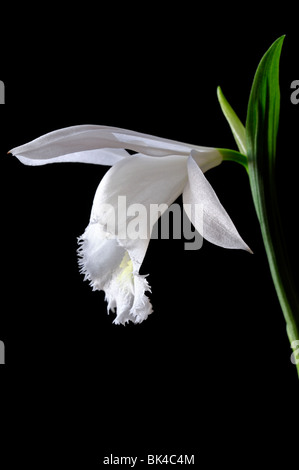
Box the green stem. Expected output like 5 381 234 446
217 148 248 173
248 168 299 378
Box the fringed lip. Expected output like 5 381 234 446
77 222 153 325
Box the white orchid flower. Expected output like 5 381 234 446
10 125 251 325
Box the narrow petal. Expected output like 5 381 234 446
9 124 218 164
183 156 251 251
9 125 130 166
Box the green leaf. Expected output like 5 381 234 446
246 35 299 378
246 36 284 220
217 86 247 156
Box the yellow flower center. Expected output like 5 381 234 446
117 252 134 287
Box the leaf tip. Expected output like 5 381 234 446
216 86 224 103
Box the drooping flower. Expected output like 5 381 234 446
10 125 251 324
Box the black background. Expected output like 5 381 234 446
1 8 299 468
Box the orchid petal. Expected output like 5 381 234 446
183 156 251 251
9 124 218 164
9 125 130 166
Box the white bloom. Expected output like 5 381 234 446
10 125 251 325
